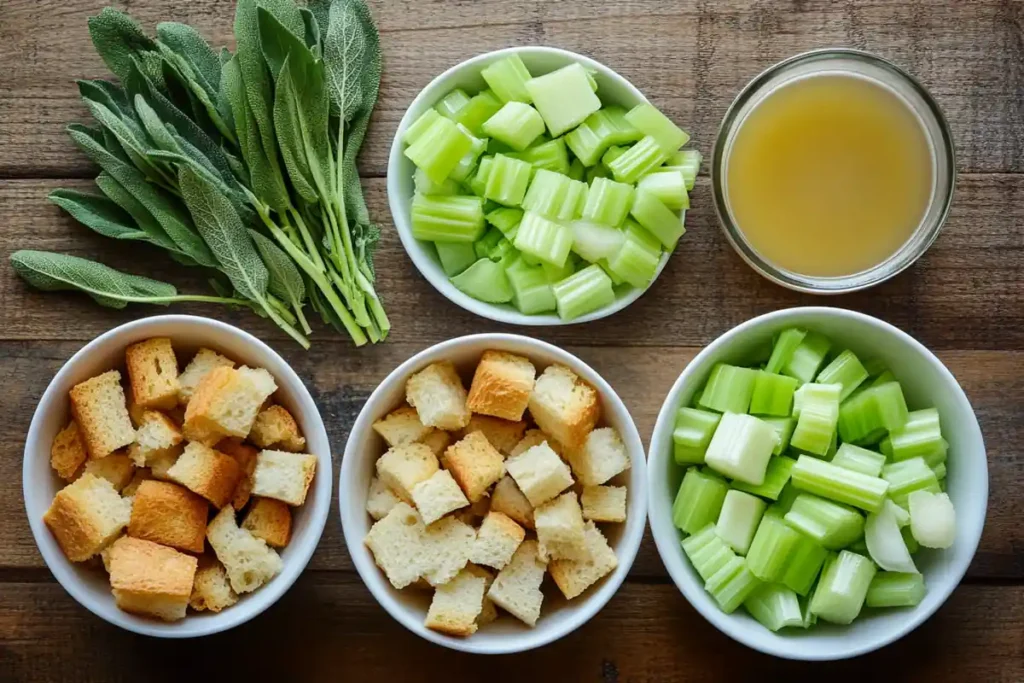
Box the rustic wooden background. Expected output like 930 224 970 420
1 0 1022 680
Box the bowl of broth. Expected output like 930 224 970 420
712 49 955 293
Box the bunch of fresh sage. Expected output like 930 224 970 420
10 0 387 348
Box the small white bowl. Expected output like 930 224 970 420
23 315 333 638
339 333 648 653
647 307 988 660
386 46 669 326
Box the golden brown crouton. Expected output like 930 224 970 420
177 348 235 406
69 370 135 459
43 473 132 562
166 442 241 509
128 480 208 553
51 420 88 481
189 557 238 613
108 536 198 621
376 443 439 502
121 468 152 497
406 361 471 430
127 411 183 468
534 491 588 562
442 432 505 503
581 485 627 523
527 364 601 450
510 428 564 458
82 452 136 492
248 405 306 451
418 429 452 458
241 497 292 547
470 511 526 570
460 414 528 454
411 469 470 525
549 520 618 599
206 506 282 594
183 366 276 445
125 338 179 410
505 442 574 507
467 350 537 421
372 404 432 448
487 539 547 626
217 438 259 510
424 568 486 637
565 427 631 486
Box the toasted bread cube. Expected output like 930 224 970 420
83 452 136 492
242 497 292 547
128 480 208 553
419 516 476 586
99 536 121 573
189 557 238 613
364 502 428 589
248 405 306 452
183 366 277 445
406 361 470 430
465 564 499 625
372 405 432 448
376 443 439 502
461 414 528 454
44 473 131 561
69 370 135 459
127 397 147 429
178 348 234 406
149 450 179 481
125 338 180 410
167 442 242 509
581 485 627 523
217 438 259 510
566 427 631 486
424 569 487 637
121 468 153 497
467 350 537 421
128 411 184 467
51 420 88 481
251 450 317 506
534 491 588 561
206 505 282 594
470 511 525 570
108 536 197 621
366 475 401 520
487 539 547 627
490 475 535 529
411 470 469 525
527 364 600 450
419 429 452 457
505 442 574 507
509 428 563 458
442 432 505 503
549 521 618 600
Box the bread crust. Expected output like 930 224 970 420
466 350 536 421
128 480 208 553
167 442 242 509
241 497 292 547
108 536 197 621
69 370 135 459
125 337 179 410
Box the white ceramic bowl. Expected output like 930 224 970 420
386 46 670 326
647 307 988 660
23 315 333 638
340 333 648 653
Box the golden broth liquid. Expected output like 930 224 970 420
726 74 933 277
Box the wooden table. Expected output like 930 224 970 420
1 0 1022 680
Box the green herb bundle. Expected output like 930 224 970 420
10 0 387 348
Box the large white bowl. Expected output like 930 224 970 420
23 315 333 638
647 307 988 660
386 46 670 326
339 333 648 653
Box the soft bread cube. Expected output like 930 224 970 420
406 361 470 430
251 450 317 506
424 568 487 637
527 364 600 450
465 564 499 625
419 429 452 457
69 370 135 459
466 350 536 421
469 511 525 570
167 442 242 509
411 470 469 525
581 485 627 523
376 443 439 502
566 427 631 486
206 505 282 593
183 366 277 445
419 516 476 586
178 348 235 406
549 520 618 600
83 452 136 492
108 536 197 622
534 491 588 561
372 405 432 447
217 438 258 510
366 476 401 520
128 411 183 467
505 442 574 507
128 480 208 553
127 397 147 429
44 473 131 561
490 475 535 529
121 468 153 497
364 502 428 589
460 414 527 454
510 428 563 458
442 432 505 503
248 405 306 452
487 539 547 626
149 451 179 481
125 337 179 410
51 420 88 481
189 557 238 613
242 497 292 547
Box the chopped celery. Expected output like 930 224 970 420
434 241 477 277
683 525 737 582
524 63 602 136
448 124 487 182
704 412 779 485
607 136 669 184
862 357 888 378
832 443 886 478
474 227 505 260
871 370 897 387
405 115 474 183
781 534 829 596
597 258 625 285
570 221 625 263
866 572 926 608
485 207 524 237
732 455 797 500
885 498 911 527
583 177 634 227
411 193 485 242
881 457 940 507
908 490 956 549
467 155 493 197
636 170 690 211
567 158 585 181
602 145 628 168
838 381 910 443
586 164 611 184
625 102 690 153
775 482 800 513
880 408 946 465
705 555 762 613
932 462 947 481
505 256 556 314
782 331 831 383
512 138 570 174
481 54 533 103
542 253 577 283
765 328 807 374
403 108 444 145
521 169 583 220
600 106 645 145
816 349 869 401
699 364 758 414
716 489 766 555
808 550 876 625
663 149 702 190
901 525 919 554
864 497 917 573
551 264 615 320
453 90 503 137
746 512 803 582
672 467 729 535
606 220 662 288
564 106 643 166
482 102 546 152
483 153 533 206
790 383 840 456
749 371 799 417
513 211 573 267
673 407 723 465
414 167 461 196
744 583 804 631
784 494 865 550
435 88 472 119
761 417 796 455
791 455 889 512
450 258 513 303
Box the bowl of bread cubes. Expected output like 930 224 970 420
340 333 648 653
23 315 331 637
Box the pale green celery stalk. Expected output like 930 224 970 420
744 583 804 631
672 467 729 535
705 556 762 613
781 534 829 596
791 455 889 512
866 572 926 608
749 371 798 417
761 417 796 455
880 408 945 464
816 349 869 400
682 524 737 581
765 328 807 374
733 456 797 500
746 512 802 581
832 443 887 478
784 493 865 549
808 550 876 624
716 489 766 555
672 407 722 464
698 364 758 413
881 457 941 507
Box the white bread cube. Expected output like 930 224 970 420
149 450 179 481
364 502 428 589
461 414 527 454
549 520 618 599
376 442 439 502
419 516 476 586
527 364 600 450
69 370 135 459
419 429 452 457
424 568 487 637
206 505 282 593
125 337 179 410
366 475 401 520
534 491 588 562
108 536 197 621
466 350 536 421
128 480 208 553
178 348 234 406
183 366 277 445
241 497 292 547
469 511 525 570
487 539 547 627
442 432 505 503
189 557 238 613
248 405 305 452
251 450 317 506
406 361 470 430
456 497 492 526
43 473 131 561
490 475 535 529
505 442 573 507
128 410 183 467
372 404 432 447
51 420 87 481
167 442 241 509
581 485 627 523
82 452 136 492
510 428 563 458
566 427 631 486
465 564 499 625
411 469 469 525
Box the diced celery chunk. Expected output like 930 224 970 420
567 158 585 181
673 407 723 465
403 108 444 145
637 170 690 211
716 489 766 555
474 226 505 260
775 482 800 513
450 257 513 303
838 381 910 443
602 145 628 168
871 370 897 387
448 124 487 183
781 534 829 596
606 220 662 288
586 164 611 184
809 550 876 625
505 256 556 314
485 207 524 236
784 494 865 550
483 153 533 207
908 490 956 549
663 149 702 190
551 264 615 320
404 116 474 183
866 572 926 608
782 331 831 383
411 193 485 242
511 138 571 174
832 443 887 478
453 90 503 137
570 221 625 263
882 457 941 508
435 88 471 119
434 240 477 276
704 412 779 486
864 496 917 573
467 155 493 197
732 456 797 500
746 512 803 582
625 102 690 153
600 106 644 145
415 167 461 196
816 349 869 401
790 383 841 456
513 211 574 267
699 364 758 413
881 408 945 465
673 467 729 535
521 169 579 220
481 54 533 103
761 417 796 455
542 253 578 283
932 462 947 482
629 189 684 249
563 106 643 166
524 63 602 137
607 136 669 184
791 455 890 512
684 525 737 582
744 583 804 631
749 371 798 417
705 556 762 613
482 102 545 152
765 328 807 374
582 177 634 226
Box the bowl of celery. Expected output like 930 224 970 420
387 47 699 325
647 307 987 660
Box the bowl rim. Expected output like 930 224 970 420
338 332 649 654
385 45 670 327
646 306 988 660
22 314 333 638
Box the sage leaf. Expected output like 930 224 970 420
324 0 368 122
48 189 146 241
300 7 321 53
134 94 183 154
156 22 222 93
339 0 381 229
87 8 158 84
77 80 133 119
248 228 306 306
271 55 320 203
94 172 178 252
82 98 169 183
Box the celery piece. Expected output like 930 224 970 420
453 90 503 137
524 63 602 136
901 525 919 554
564 106 643 166
761 417 796 455
568 158 585 181
684 526 738 582
512 138 571 175
784 494 865 550
415 168 461 196
485 207 524 237
434 241 477 277
673 407 723 465
832 443 886 478
551 264 615 320
816 349 869 401
481 54 533 103
663 149 702 190
733 455 797 501
864 497 917 573
513 211 573 267
411 193 485 242
602 145 628 168
566 180 589 221
765 328 807 374
435 88 472 119
705 556 762 613
871 369 897 387
881 408 945 465
791 455 889 512
838 381 910 443
625 103 690 153
699 364 758 414
405 115 475 183
571 221 625 264
744 583 804 632
746 513 803 582
781 534 829 596
908 490 956 549
608 136 670 184
808 550 876 625
866 572 926 608
597 258 625 286
403 108 444 145
541 253 578 283
564 118 605 167
582 177 634 227
505 256 556 314
474 227 505 260
448 124 487 183
450 258 513 303
586 164 611 184
467 156 493 197
782 331 832 383
672 467 730 535
775 482 800 513
790 383 841 456
482 102 546 152
606 221 662 288
749 371 799 417
704 412 779 485
483 153 533 207
520 169 568 218
861 357 888 378
601 106 645 145
680 522 718 556
637 170 690 211
716 489 767 555
799 596 818 628
932 462 947 481
882 457 941 508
